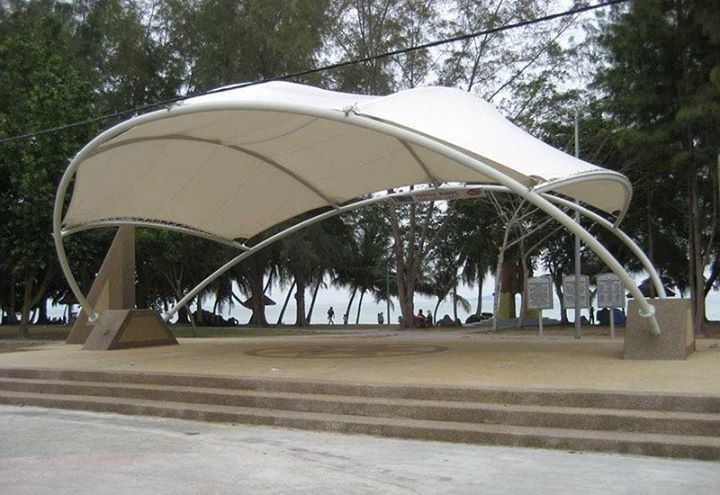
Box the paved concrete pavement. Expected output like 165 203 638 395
1 405 718 494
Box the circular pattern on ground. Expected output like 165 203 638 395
245 343 448 359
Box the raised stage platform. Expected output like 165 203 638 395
1 329 719 394
1 329 719 460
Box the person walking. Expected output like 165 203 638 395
327 306 335 325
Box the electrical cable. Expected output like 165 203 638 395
0 0 628 145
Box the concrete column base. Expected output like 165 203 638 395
624 299 695 360
82 309 178 351
67 226 136 345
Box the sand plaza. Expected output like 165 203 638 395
1 326 720 394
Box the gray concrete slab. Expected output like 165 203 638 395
0 405 718 495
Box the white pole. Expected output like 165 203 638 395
386 262 391 325
543 195 666 298
610 308 615 339
574 113 582 339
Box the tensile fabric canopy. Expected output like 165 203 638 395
61 82 630 243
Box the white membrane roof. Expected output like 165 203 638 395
63 82 631 240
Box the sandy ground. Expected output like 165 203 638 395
1 328 719 394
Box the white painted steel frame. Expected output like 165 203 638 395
53 101 662 334
62 218 249 250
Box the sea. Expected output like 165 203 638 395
200 281 720 326
43 278 720 326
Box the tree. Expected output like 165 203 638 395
279 215 352 327
137 230 228 335
448 197 501 318
595 0 720 333
229 244 279 327
73 0 183 112
334 206 392 324
0 1 96 335
162 0 330 92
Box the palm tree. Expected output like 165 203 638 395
278 215 353 327
334 207 394 324
447 198 500 319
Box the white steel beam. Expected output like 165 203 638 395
53 100 659 334
62 218 248 251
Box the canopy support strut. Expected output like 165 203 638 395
399 140 441 186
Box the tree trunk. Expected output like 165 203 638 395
518 238 530 329
452 285 458 322
188 295 198 337
397 284 414 327
36 297 49 324
492 248 504 331
689 166 706 335
386 198 437 328
294 279 307 327
496 259 517 319
277 280 295 325
247 267 268 327
704 252 720 297
306 281 321 323
395 263 416 327
475 272 484 317
355 289 366 324
344 287 357 325
176 306 190 324
18 268 53 338
195 295 204 325
7 274 18 325
550 268 568 324
433 298 442 323
19 277 34 338
646 193 657 298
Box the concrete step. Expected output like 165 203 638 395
1 390 719 461
1 367 718 413
1 377 718 437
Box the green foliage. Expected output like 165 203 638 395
6 0 720 331
162 0 331 91
595 0 720 311
0 1 97 330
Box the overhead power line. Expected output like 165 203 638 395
0 0 628 145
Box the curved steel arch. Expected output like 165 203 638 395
531 171 633 226
54 101 661 334
62 218 249 251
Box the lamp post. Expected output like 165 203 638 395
574 113 582 340
386 262 391 325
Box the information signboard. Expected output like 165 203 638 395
527 277 554 310
562 275 590 309
596 273 624 308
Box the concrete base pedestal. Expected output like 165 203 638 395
67 226 136 345
82 309 178 351
624 299 695 360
